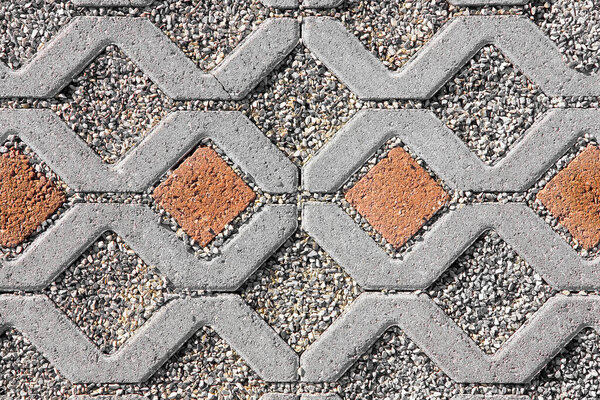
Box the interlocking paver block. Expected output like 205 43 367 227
301 292 600 383
0 109 297 193
537 145 600 250
0 293 298 383
0 149 65 247
303 202 600 290
345 147 449 248
0 203 296 291
153 147 256 247
302 16 600 99
0 17 298 100
303 108 600 193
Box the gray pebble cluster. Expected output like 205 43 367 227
2 0 600 399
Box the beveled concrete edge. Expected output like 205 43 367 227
0 109 298 193
302 108 598 193
302 16 600 99
0 203 296 291
300 292 600 383
0 294 298 383
0 17 298 100
302 201 600 290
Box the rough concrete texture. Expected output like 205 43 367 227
3 0 600 399
302 16 600 99
0 17 299 99
0 109 297 193
345 147 449 248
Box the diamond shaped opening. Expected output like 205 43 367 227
139 326 265 398
0 145 66 250
537 144 600 251
52 45 173 164
240 231 362 353
245 46 358 166
429 44 548 166
152 146 257 249
340 0 452 71
338 327 453 398
155 0 268 72
44 231 173 355
344 145 449 249
427 231 556 355
0 329 71 399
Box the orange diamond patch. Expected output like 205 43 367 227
0 149 66 247
345 147 449 249
538 145 600 250
152 147 256 247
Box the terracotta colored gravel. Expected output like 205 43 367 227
345 147 449 249
0 149 66 248
538 144 600 250
152 147 256 247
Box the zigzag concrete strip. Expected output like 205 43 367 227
303 202 600 291
302 108 598 193
453 396 531 400
301 292 600 383
0 17 298 100
0 294 298 383
0 203 296 291
302 16 600 99
0 109 297 193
